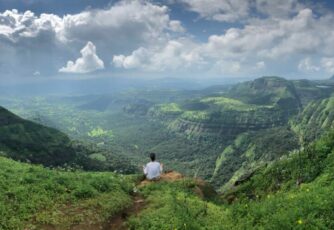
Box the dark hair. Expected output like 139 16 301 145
150 152 156 161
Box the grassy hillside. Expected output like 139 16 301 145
292 96 334 143
0 106 79 166
0 156 138 229
128 130 334 229
211 127 299 191
0 106 136 173
2 129 334 229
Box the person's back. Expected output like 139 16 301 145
143 153 163 180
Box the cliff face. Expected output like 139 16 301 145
211 127 299 191
148 77 300 138
292 96 334 143
167 108 287 138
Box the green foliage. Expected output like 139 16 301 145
292 96 334 143
212 127 299 190
0 106 136 174
230 131 334 197
89 153 107 162
200 96 273 111
227 76 300 107
128 180 225 230
127 130 334 229
0 156 137 229
87 127 114 138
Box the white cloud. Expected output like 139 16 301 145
33 71 41 76
321 58 334 74
0 9 63 42
60 0 173 50
180 0 250 22
255 0 303 18
168 20 185 32
298 57 320 72
0 1 182 75
199 8 334 68
256 61 265 70
1 0 334 78
179 0 304 22
113 38 204 72
112 6 334 76
59 41 104 73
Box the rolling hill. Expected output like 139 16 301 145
0 106 135 173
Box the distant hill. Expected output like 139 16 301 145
227 76 301 108
0 106 135 172
0 106 77 165
119 76 334 189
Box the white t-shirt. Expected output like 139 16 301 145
143 161 163 180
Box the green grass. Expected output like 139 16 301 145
126 130 334 230
180 111 210 122
200 96 272 111
128 180 226 230
0 156 138 229
150 103 183 117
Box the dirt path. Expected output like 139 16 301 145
105 171 184 229
105 194 145 230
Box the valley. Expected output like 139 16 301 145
1 76 334 229
2 76 334 190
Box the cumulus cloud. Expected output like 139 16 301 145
168 20 185 32
321 58 334 74
201 8 326 59
255 0 303 18
59 41 104 73
114 7 334 76
179 0 304 22
196 7 334 76
113 38 204 72
1 0 334 78
0 0 181 76
0 9 62 42
298 57 320 72
180 0 250 22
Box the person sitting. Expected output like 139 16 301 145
143 153 163 180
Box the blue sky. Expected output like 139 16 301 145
0 0 334 82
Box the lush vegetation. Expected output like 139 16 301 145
211 127 299 191
2 129 334 229
292 96 334 143
1 76 334 191
0 106 136 174
128 130 334 229
0 156 138 229
1 75 334 229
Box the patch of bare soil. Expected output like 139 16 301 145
138 171 184 187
